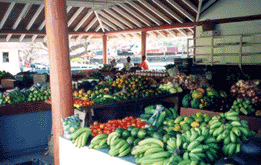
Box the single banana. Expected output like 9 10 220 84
176 134 182 149
138 138 164 148
118 147 131 157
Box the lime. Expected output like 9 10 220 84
133 138 142 146
137 129 147 139
126 136 134 145
115 128 124 136
152 132 163 141
163 134 171 143
131 128 139 137
122 130 131 139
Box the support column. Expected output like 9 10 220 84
141 31 147 56
103 34 108 64
44 0 73 165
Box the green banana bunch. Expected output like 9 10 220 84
89 133 108 149
106 132 131 157
208 111 251 156
131 138 168 164
71 127 92 148
166 127 219 164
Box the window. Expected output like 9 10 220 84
3 52 9 62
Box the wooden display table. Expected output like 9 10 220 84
180 107 261 131
59 136 135 165
74 94 180 126
0 101 52 116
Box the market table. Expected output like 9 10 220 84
74 93 180 125
59 136 135 165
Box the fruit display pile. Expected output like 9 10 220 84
67 103 258 165
74 75 182 104
89 116 147 136
0 70 14 80
229 99 255 115
162 73 212 91
182 88 232 112
0 83 51 106
230 80 261 106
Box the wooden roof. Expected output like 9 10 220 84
0 0 218 42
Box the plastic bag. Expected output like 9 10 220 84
147 104 165 127
61 114 81 139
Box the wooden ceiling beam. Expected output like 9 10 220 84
0 2 15 29
20 4 44 42
74 11 93 31
196 0 203 22
8 3 31 42
100 17 118 31
167 0 195 22
94 11 105 32
138 0 172 25
106 22 195 35
113 6 143 27
201 0 217 13
84 17 98 31
39 6 72 42
104 9 134 28
152 0 184 23
118 4 151 27
126 0 162 26
98 10 126 29
68 7 85 27
182 0 198 13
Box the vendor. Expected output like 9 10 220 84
137 55 149 70
123 56 134 71
110 58 117 68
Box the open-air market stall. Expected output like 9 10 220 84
1 0 261 165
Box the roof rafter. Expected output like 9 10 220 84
104 9 134 28
100 17 118 31
68 7 85 27
84 17 98 31
74 11 93 31
94 11 105 32
182 0 198 13
20 4 44 42
38 6 72 42
98 10 126 29
201 0 217 13
0 2 15 29
167 30 177 37
126 0 162 26
113 6 142 27
196 0 203 21
176 29 188 37
7 3 31 42
152 0 184 23
166 0 195 22
138 0 172 25
118 3 151 27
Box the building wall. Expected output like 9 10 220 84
196 0 261 37
0 110 52 160
0 49 21 75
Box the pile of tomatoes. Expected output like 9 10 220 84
73 98 94 107
90 116 147 136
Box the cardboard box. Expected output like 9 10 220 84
33 74 48 84
1 79 18 88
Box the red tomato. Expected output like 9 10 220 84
97 128 101 132
90 126 94 130
131 119 136 123
136 123 141 128
93 121 98 125
129 116 134 120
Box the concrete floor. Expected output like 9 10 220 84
0 151 54 165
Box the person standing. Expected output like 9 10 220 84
123 56 134 71
137 55 149 70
